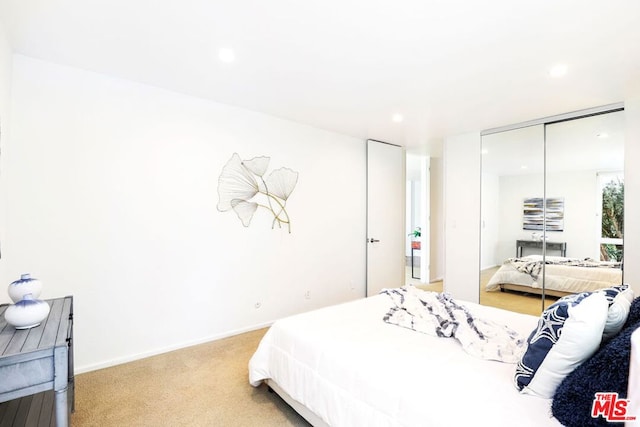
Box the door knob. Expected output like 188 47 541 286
369 238 380 243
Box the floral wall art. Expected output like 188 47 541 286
217 153 298 233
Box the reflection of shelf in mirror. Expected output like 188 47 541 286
516 239 566 258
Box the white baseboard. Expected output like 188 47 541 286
75 320 274 374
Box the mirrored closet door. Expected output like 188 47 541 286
480 124 545 314
480 107 624 315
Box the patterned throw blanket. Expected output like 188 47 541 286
508 257 622 280
381 286 526 363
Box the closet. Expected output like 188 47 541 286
480 105 625 312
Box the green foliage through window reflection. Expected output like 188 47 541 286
602 179 624 239
601 179 624 261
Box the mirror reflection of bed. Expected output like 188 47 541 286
486 254 623 295
480 107 625 314
483 254 623 313
406 265 551 317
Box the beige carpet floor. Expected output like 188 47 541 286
72 275 550 426
72 329 310 427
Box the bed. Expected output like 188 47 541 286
248 288 564 427
486 255 623 297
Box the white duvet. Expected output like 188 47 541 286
249 294 563 427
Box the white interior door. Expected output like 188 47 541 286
367 140 405 296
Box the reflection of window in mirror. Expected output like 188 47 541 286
598 172 624 261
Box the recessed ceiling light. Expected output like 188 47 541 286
520 165 528 170
597 132 609 139
218 48 236 63
548 64 568 78
392 113 404 123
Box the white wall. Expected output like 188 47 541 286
419 156 430 283
3 55 367 372
430 157 444 281
443 131 480 302
405 180 420 256
0 21 12 283
625 91 640 294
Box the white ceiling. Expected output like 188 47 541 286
1 0 639 154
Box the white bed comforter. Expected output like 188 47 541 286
249 293 563 427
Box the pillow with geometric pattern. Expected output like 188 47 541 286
514 291 609 398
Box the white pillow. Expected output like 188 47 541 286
600 284 634 341
514 291 609 398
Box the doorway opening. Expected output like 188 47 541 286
405 153 444 290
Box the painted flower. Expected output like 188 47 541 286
217 153 297 232
230 199 258 227
242 156 270 177
217 153 259 212
265 167 298 201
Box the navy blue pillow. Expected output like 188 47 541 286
551 297 640 427
625 296 640 327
